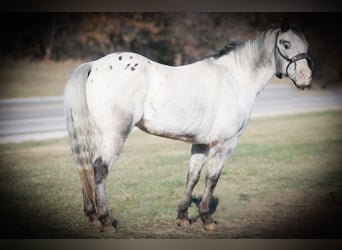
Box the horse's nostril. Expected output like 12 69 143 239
299 70 312 81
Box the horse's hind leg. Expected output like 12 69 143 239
177 144 209 227
92 112 134 231
92 156 114 231
92 133 129 232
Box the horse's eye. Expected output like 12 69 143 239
282 40 291 50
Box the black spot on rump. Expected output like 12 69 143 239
118 56 122 60
131 67 135 71
109 65 113 70
134 63 138 67
130 56 133 59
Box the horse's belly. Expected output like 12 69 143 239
136 108 212 144
136 122 199 143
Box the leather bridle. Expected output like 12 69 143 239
274 31 314 89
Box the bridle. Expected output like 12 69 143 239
274 31 314 89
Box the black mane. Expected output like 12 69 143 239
213 40 245 58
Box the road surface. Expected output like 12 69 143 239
0 83 341 144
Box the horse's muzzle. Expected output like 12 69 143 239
292 78 311 90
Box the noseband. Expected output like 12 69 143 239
274 31 314 89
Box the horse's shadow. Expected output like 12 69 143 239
188 196 219 224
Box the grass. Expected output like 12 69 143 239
0 111 341 238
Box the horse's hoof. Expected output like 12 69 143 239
99 219 118 233
203 222 218 231
88 214 100 225
176 219 191 228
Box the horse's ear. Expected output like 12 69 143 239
280 19 290 32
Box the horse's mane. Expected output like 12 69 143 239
211 24 280 59
212 41 245 58
206 23 304 64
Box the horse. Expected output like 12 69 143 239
64 21 313 232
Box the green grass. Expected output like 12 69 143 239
0 111 341 238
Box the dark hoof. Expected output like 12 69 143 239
87 214 100 225
99 219 118 233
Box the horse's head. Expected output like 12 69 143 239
274 21 313 90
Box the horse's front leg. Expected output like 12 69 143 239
198 137 238 230
176 144 209 227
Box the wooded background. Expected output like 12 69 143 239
1 13 341 86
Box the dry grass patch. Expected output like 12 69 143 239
0 59 83 98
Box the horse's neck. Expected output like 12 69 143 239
218 29 278 99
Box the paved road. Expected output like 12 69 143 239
0 83 342 144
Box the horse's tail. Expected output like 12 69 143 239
64 63 96 213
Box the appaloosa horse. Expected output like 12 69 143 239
64 21 313 232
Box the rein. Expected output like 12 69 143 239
274 31 314 89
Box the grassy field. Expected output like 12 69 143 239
0 59 83 99
0 111 341 238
